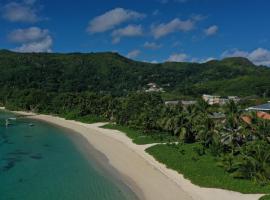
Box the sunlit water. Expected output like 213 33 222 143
0 111 137 200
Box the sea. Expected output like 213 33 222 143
0 111 138 200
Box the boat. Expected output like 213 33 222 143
5 119 11 127
29 123 34 127
8 117 17 120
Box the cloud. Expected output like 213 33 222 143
222 48 270 66
9 27 53 52
111 24 143 44
1 1 39 23
143 41 162 50
87 8 145 33
204 25 218 36
167 53 188 62
151 18 195 38
191 57 216 63
9 27 49 43
127 49 141 59
167 52 215 63
222 49 248 58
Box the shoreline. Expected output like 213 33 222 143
63 123 141 200
3 109 264 200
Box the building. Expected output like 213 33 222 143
219 98 229 105
145 83 164 93
208 112 226 120
181 100 197 106
246 102 270 112
165 100 180 106
228 96 241 103
202 94 221 105
165 100 197 106
202 94 240 105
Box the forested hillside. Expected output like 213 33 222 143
0 50 270 99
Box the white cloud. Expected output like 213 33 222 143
191 57 216 63
143 41 162 50
127 49 141 59
200 57 216 63
167 52 215 63
9 27 53 52
111 24 143 44
204 25 218 36
14 36 52 52
9 27 49 43
222 49 248 58
151 60 159 63
191 14 206 21
151 18 195 39
2 1 39 23
167 53 188 62
87 8 145 33
222 48 270 66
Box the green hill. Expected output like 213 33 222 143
0 50 270 98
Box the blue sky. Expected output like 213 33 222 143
1 0 270 65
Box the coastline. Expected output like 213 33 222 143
3 109 264 200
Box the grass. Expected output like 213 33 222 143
73 115 107 124
260 195 270 200
101 124 178 145
60 112 107 124
146 143 270 194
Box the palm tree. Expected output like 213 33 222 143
231 141 270 184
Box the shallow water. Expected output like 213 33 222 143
0 111 137 200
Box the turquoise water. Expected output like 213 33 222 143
0 111 137 200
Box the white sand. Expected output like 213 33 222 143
3 109 264 200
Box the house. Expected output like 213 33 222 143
165 100 180 106
242 111 270 124
145 83 164 93
202 94 221 105
181 100 197 106
165 100 197 106
208 112 226 120
228 96 241 103
219 98 229 105
202 94 240 105
246 102 270 112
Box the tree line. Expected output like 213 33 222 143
1 89 270 184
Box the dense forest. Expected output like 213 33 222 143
0 49 270 99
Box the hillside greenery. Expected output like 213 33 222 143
1 50 270 98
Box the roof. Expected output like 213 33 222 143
246 103 270 111
208 112 226 119
257 111 270 120
181 100 197 105
242 111 270 124
165 101 180 105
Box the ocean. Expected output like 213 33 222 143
0 111 137 200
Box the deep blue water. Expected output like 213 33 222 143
0 111 136 200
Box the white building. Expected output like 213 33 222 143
145 83 164 92
202 94 221 105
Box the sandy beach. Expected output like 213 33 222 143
5 109 264 200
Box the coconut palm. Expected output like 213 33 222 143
231 141 270 184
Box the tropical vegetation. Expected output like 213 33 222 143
1 50 270 194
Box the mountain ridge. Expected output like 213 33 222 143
0 50 269 98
